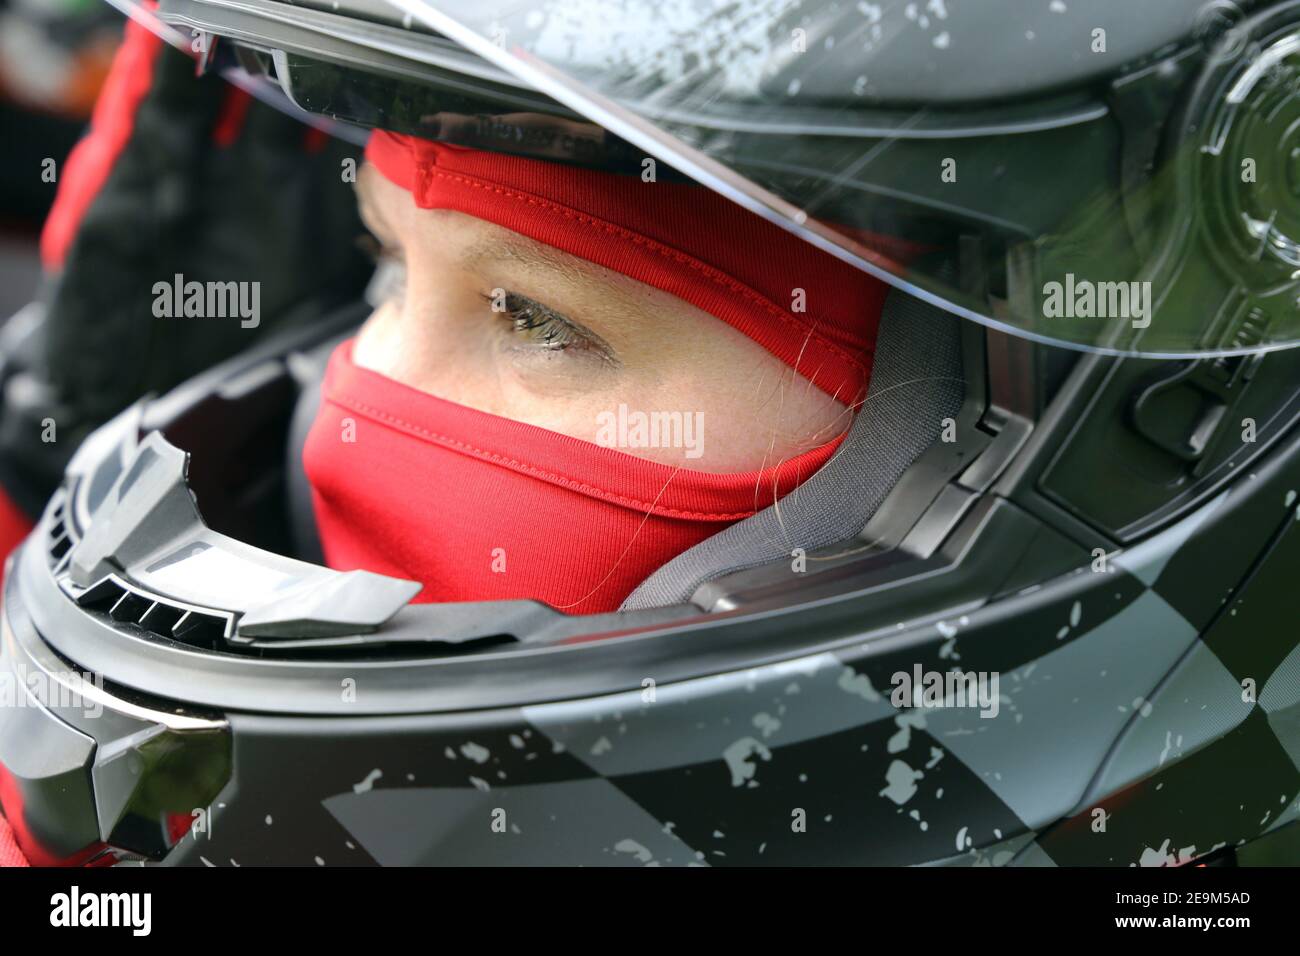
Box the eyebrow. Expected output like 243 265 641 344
457 233 653 341
356 165 643 335
458 235 591 286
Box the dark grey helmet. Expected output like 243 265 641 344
1 0 1299 869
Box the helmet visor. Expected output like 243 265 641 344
367 0 1300 358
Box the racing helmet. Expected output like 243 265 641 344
1 0 1299 867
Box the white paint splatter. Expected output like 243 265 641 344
529 0 801 98
888 710 927 753
753 712 781 739
613 839 654 863
880 759 924 805
838 667 881 702
723 737 772 787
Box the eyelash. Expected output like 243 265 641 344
494 292 579 349
358 235 615 365
483 291 616 364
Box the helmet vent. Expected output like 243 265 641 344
67 574 235 652
46 495 75 576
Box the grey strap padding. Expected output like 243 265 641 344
621 290 965 610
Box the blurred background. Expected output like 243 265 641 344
0 0 120 315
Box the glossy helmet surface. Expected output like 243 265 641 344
0 0 1298 867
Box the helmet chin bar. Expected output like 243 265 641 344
61 429 421 642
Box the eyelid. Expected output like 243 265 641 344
498 290 571 327
485 290 619 365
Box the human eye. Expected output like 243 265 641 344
483 289 618 366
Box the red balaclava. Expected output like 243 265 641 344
303 131 888 614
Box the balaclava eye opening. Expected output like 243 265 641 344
303 131 887 614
